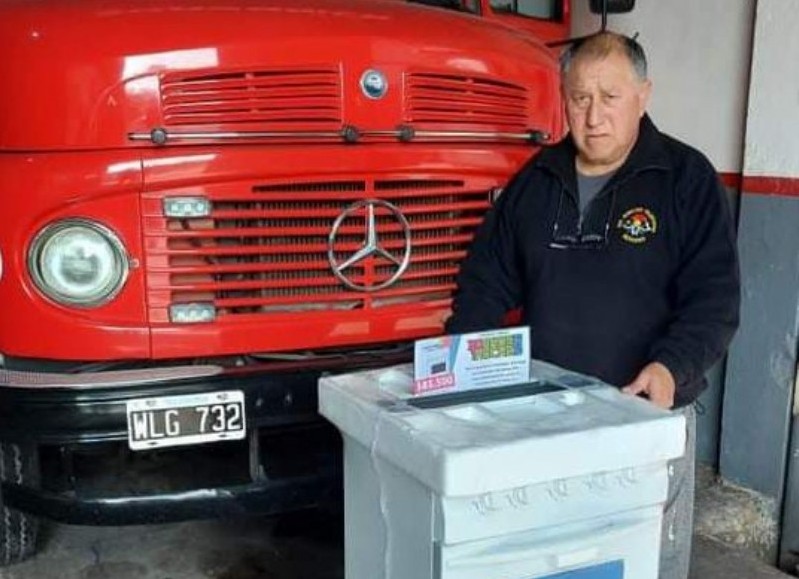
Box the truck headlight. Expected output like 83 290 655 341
28 219 129 307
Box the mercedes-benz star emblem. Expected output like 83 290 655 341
360 69 388 100
328 199 412 292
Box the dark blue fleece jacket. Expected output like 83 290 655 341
445 115 740 407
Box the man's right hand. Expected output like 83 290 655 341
622 362 676 409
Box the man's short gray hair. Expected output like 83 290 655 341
560 32 648 81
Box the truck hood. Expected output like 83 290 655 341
0 0 560 149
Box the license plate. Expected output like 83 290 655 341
126 390 246 450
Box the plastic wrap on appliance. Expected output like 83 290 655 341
318 360 686 498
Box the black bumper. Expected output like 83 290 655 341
3 474 338 526
0 363 351 525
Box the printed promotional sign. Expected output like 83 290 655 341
413 327 530 395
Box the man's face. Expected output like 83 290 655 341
562 50 651 175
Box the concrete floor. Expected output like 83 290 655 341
0 513 344 579
691 535 792 579
0 514 791 579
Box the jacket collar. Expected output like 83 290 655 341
535 114 671 189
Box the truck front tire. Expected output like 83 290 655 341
0 443 40 565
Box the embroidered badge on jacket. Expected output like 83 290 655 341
617 207 658 244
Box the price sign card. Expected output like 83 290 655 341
413 327 530 395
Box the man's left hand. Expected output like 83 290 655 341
622 362 676 409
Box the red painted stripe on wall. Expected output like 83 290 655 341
741 176 799 197
716 173 799 198
719 172 742 189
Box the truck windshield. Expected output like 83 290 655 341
406 0 561 20
406 0 479 13
490 0 560 19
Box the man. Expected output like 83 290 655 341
445 32 740 579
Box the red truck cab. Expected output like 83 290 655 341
0 0 580 563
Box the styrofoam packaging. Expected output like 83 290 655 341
319 361 686 579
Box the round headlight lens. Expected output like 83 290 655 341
28 220 129 307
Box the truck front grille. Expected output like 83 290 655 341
143 178 492 320
159 66 342 132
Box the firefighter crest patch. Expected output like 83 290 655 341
617 207 657 244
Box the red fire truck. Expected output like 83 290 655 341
0 0 630 563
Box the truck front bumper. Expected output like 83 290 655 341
0 361 364 525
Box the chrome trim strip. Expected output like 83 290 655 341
128 130 344 142
0 365 223 390
128 127 548 144
411 130 537 140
